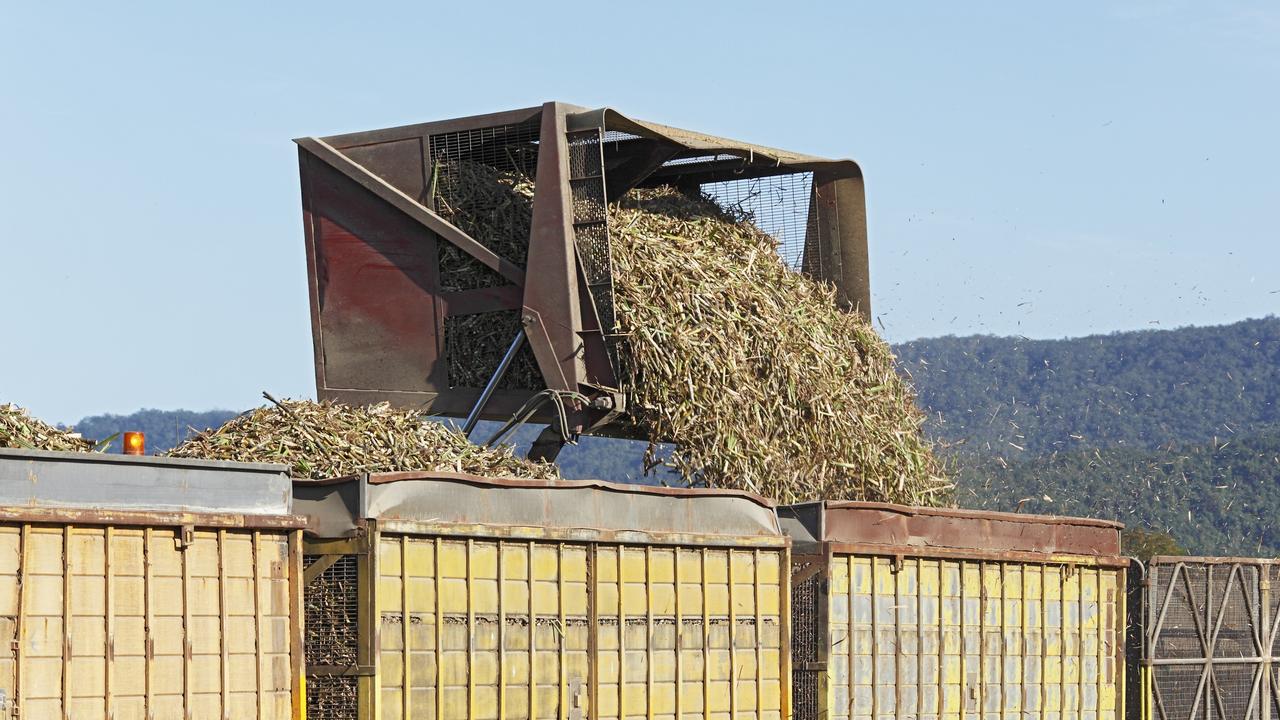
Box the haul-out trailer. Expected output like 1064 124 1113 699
295 101 871 458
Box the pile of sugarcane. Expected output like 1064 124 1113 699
610 188 947 504
0 403 93 452
166 397 559 480
433 162 949 504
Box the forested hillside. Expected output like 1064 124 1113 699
72 408 239 454
897 316 1280 457
952 428 1280 555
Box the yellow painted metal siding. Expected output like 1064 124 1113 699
377 535 788 720
827 555 1122 720
0 523 299 719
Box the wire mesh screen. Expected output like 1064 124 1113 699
305 554 360 665
792 560 823 720
428 116 545 391
701 172 823 275
567 128 621 380
1148 559 1275 720
307 675 359 720
305 553 361 719
428 118 541 185
428 117 541 292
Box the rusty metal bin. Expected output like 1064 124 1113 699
0 448 306 719
779 501 1127 720
295 102 869 444
293 472 792 720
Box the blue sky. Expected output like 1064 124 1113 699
2 2 1277 423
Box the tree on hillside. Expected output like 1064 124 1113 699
1122 528 1187 564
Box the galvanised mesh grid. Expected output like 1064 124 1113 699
792 561 822 720
306 675 359 720
428 117 541 184
304 553 362 719
1148 560 1275 720
701 172 823 276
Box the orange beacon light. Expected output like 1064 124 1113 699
123 432 145 456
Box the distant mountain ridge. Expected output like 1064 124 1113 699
70 408 240 454
896 316 1280 458
952 425 1280 555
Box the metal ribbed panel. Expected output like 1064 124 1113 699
824 554 1124 720
378 535 788 719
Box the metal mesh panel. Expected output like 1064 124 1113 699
571 179 606 221
568 132 603 178
428 118 541 180
305 554 360 719
1215 665 1261 720
567 129 621 380
662 153 741 167
305 554 359 666
1149 559 1276 720
701 172 822 274
1155 665 1206 720
429 117 541 292
1271 565 1280 653
792 561 822 720
1215 565 1260 658
306 675 359 720
1155 565 1208 660
575 223 611 285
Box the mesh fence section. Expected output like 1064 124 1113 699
304 554 360 666
306 675 359 720
701 172 821 275
1149 559 1277 720
1156 665 1207 720
1214 565 1261 658
1215 665 1262 720
792 561 822 720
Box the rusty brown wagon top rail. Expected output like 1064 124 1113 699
780 499 1125 564
293 470 785 547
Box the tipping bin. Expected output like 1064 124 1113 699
0 448 305 719
780 501 1127 720
293 472 791 720
295 102 869 453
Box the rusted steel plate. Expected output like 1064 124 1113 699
782 500 1121 558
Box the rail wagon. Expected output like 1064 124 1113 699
0 447 305 719
780 501 1128 720
292 472 791 720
